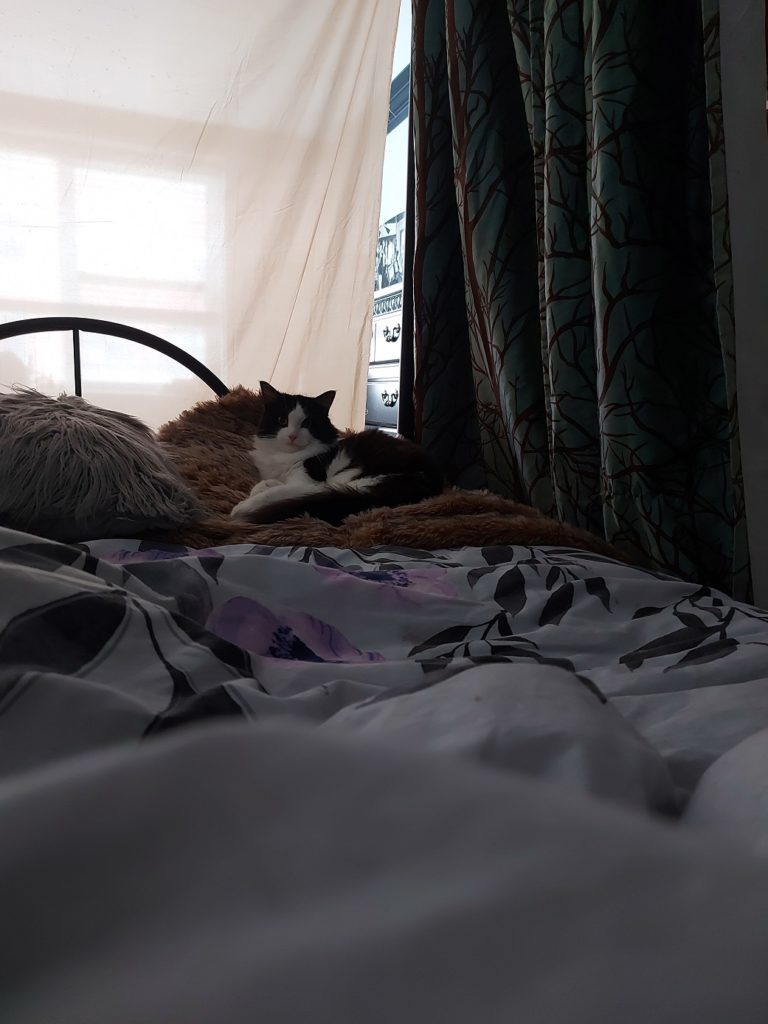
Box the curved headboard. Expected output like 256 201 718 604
0 316 230 398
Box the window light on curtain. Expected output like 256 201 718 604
0 0 400 429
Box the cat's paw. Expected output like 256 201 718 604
229 499 250 519
230 496 263 518
248 479 280 495
230 489 277 518
231 480 280 515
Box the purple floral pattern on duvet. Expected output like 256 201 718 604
207 597 384 664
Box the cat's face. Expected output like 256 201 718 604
258 381 338 451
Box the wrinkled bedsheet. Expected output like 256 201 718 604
1 527 768 1023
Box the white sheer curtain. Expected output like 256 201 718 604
0 0 399 429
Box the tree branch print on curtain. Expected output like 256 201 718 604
408 0 750 599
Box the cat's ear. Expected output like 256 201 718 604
314 390 335 412
260 381 280 403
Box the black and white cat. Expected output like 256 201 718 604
230 381 443 525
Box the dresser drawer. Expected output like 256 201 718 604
365 369 400 429
372 312 402 364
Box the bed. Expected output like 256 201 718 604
1 320 768 1022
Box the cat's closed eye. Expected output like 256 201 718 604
278 416 288 426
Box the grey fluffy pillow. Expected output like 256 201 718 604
0 388 204 542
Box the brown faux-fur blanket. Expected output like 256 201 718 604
157 387 623 560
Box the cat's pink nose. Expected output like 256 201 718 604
287 432 298 443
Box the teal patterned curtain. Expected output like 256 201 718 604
407 0 750 599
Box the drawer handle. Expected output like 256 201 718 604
382 324 401 343
381 389 399 408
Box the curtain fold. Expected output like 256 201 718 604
408 0 750 597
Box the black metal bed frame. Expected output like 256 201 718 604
0 316 230 398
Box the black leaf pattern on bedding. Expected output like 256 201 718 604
136 602 248 737
496 612 513 637
485 645 579 675
539 583 575 626
481 546 515 566
197 555 226 583
545 567 560 590
620 625 722 670
169 614 261 679
675 611 707 628
0 593 127 673
467 565 498 587
664 638 740 671
349 549 465 572
409 624 474 657
1 541 88 571
493 567 527 615
123 561 213 622
7 531 764 762
633 606 665 619
307 549 346 569
584 578 611 612
136 601 196 706
495 622 537 646
144 684 245 735
574 674 607 703
406 609 599 694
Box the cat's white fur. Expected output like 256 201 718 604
230 401 381 519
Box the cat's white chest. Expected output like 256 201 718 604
250 443 301 481
249 436 326 481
